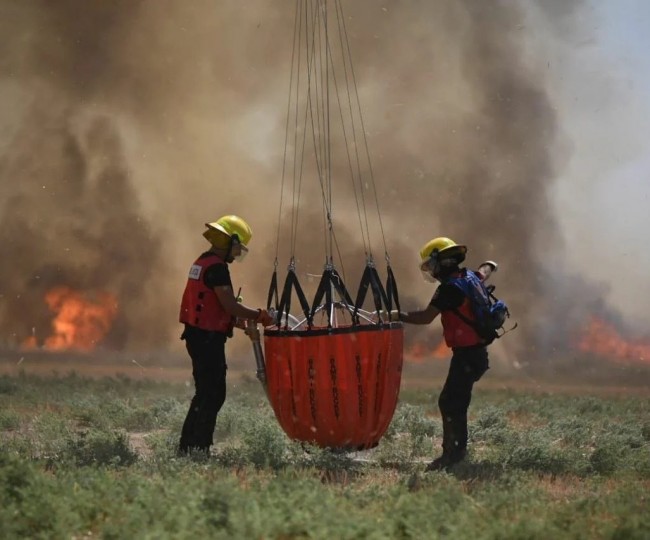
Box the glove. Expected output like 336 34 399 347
477 261 498 282
255 308 275 327
377 309 401 321
480 260 498 272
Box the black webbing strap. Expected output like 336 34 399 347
353 264 390 322
271 261 401 329
451 307 479 331
277 268 312 329
385 265 401 317
310 268 355 327
311 269 333 327
451 306 500 343
266 270 279 311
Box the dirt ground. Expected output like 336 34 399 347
1 348 648 397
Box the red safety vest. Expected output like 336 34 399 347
179 253 233 333
440 272 484 349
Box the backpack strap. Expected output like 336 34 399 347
450 305 474 327
448 270 499 342
451 305 499 343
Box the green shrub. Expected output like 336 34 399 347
378 403 438 464
142 431 179 461
239 414 288 469
589 443 619 475
0 451 35 504
30 412 75 460
475 405 508 430
375 432 424 471
551 415 593 447
65 429 138 467
0 409 21 430
641 421 650 442
386 403 438 440
1 372 649 538
0 376 18 395
503 441 571 475
473 405 512 446
631 447 650 478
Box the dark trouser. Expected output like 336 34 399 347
179 327 228 454
437 346 489 460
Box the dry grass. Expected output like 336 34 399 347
3 348 649 398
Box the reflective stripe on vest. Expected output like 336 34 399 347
179 254 232 332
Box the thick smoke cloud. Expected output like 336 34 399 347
0 0 288 350
1 0 619 365
267 1 575 362
0 0 164 349
0 107 164 349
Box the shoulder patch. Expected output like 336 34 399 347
188 264 202 280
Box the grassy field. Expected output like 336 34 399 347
0 354 649 539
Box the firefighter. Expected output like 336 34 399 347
178 215 274 457
397 237 495 471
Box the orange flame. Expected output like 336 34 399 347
577 316 650 365
25 286 118 352
406 339 449 363
22 335 38 349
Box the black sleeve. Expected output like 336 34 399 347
429 282 466 311
203 263 232 289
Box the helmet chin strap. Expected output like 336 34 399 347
208 235 238 262
224 233 241 263
224 242 233 261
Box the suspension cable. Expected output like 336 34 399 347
333 0 372 258
280 0 390 281
324 8 369 257
336 0 389 259
276 0 301 265
289 1 306 259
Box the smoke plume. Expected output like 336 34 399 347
2 0 635 367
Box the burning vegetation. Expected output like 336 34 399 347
22 287 118 352
576 316 650 366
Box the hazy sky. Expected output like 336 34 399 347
547 0 650 323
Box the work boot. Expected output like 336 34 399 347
425 454 452 472
425 449 466 472
427 416 466 472
177 445 210 460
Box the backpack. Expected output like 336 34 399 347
449 269 510 344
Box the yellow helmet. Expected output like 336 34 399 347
419 237 467 270
203 215 253 249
